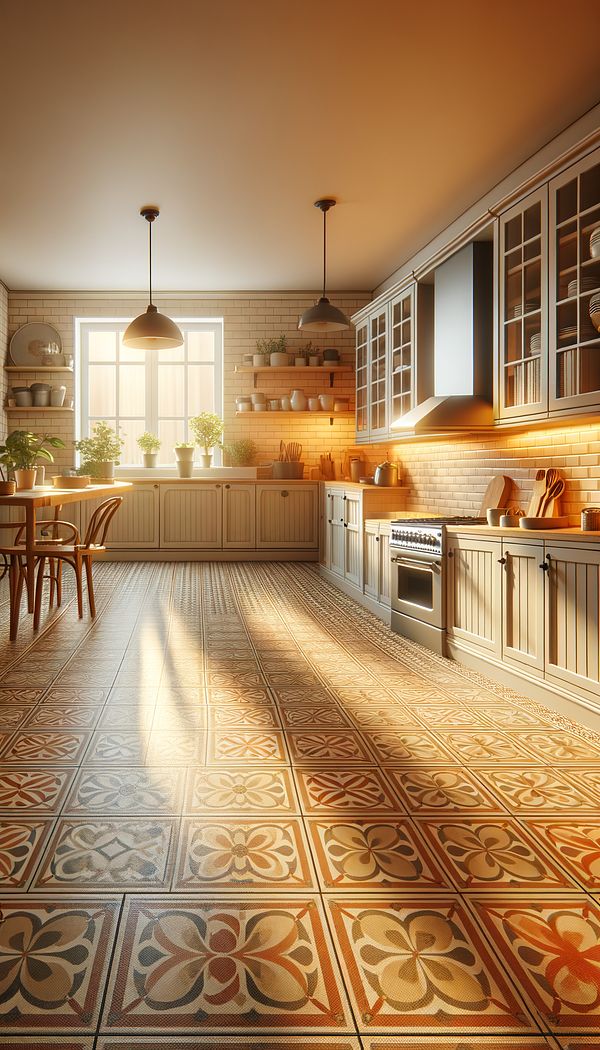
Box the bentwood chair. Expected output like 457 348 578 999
4 496 123 639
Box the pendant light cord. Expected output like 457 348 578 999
322 208 327 299
148 219 153 306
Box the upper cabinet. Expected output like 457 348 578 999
549 150 600 412
354 282 432 443
495 145 600 423
497 186 548 419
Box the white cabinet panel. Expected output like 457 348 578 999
160 484 222 549
344 492 361 587
447 535 502 656
502 540 545 675
256 484 318 549
223 483 255 549
78 483 159 548
545 544 600 696
363 523 379 599
379 524 391 607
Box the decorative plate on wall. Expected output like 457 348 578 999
8 322 62 366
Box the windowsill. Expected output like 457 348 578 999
116 466 258 479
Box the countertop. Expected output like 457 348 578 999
446 523 600 544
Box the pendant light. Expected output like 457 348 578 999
123 206 183 350
298 198 351 333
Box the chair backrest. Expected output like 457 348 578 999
83 496 123 548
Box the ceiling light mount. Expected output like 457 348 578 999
298 197 351 333
123 205 183 350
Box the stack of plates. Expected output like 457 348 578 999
511 301 538 318
590 226 600 260
567 276 597 298
559 325 578 344
530 331 541 353
590 292 600 333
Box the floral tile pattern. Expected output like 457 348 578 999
33 817 177 890
0 818 55 888
103 896 352 1032
174 816 315 889
0 898 120 1030
326 897 533 1033
474 896 600 1031
2 562 600 1044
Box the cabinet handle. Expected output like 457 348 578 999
327 519 332 524
539 558 549 571
339 517 344 522
343 522 348 528
447 550 453 558
375 536 380 542
281 490 289 497
498 557 506 564
343 495 347 501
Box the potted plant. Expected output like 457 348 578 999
0 430 65 491
189 412 224 469
257 334 288 367
74 421 124 480
253 338 273 368
223 438 257 467
294 341 313 367
137 431 161 468
174 441 195 478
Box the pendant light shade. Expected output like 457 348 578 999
298 198 351 333
123 207 183 351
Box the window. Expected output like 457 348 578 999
77 319 223 466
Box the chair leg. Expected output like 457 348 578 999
56 560 63 606
84 556 96 618
9 556 24 642
48 557 56 607
33 557 46 631
75 553 84 618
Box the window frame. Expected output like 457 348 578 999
76 317 224 468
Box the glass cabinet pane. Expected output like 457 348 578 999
369 311 387 432
390 289 414 424
355 322 369 434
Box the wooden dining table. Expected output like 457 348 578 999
0 481 132 614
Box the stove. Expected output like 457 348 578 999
389 515 485 653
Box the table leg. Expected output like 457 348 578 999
25 503 36 613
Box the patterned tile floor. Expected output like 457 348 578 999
0 561 599 1048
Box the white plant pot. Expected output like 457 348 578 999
200 453 213 469
176 460 194 479
14 468 37 491
270 352 289 366
97 460 115 479
253 354 267 367
309 356 320 366
294 357 307 367
175 447 194 462
143 453 158 468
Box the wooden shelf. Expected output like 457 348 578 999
236 410 353 421
5 366 73 373
5 406 73 413
235 365 352 374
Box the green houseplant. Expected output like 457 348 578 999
224 438 257 467
294 340 313 367
255 334 288 367
137 431 161 468
174 441 195 478
0 430 65 491
74 421 124 480
189 413 224 469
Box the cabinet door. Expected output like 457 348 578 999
320 489 332 567
363 524 379 599
389 287 415 425
497 186 548 419
256 484 318 549
223 483 256 549
344 491 362 586
379 527 391 607
502 540 545 674
544 544 600 696
328 491 345 575
369 308 388 438
78 483 159 548
355 320 369 442
447 536 502 656
160 484 222 549
549 147 600 413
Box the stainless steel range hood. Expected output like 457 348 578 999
391 241 493 436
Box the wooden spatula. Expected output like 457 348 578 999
527 469 548 517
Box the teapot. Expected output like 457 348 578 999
374 459 398 487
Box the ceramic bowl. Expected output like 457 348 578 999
499 514 521 527
486 508 504 526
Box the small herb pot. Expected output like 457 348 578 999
253 354 267 367
97 460 115 480
143 453 158 468
200 453 213 469
270 352 289 367
309 355 320 366
294 356 307 367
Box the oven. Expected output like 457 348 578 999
390 524 446 652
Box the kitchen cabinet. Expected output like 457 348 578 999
344 491 361 586
496 187 548 420
501 539 545 675
256 484 318 549
78 482 159 549
446 534 502 657
544 543 600 698
222 483 255 549
355 320 369 439
363 519 392 608
549 147 600 413
160 484 222 549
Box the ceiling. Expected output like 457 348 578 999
1 0 599 292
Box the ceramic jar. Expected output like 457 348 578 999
290 389 307 411
50 385 67 407
280 395 291 411
308 397 320 412
269 399 280 411
251 391 266 405
318 394 334 411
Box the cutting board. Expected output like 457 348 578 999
479 475 512 515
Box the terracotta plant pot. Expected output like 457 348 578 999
0 480 16 496
14 468 37 491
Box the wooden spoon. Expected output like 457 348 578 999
540 478 565 516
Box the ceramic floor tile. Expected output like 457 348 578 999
33 816 178 891
174 816 316 890
206 686 274 706
82 731 148 765
102 895 352 1032
208 704 281 728
474 767 600 812
0 731 91 765
97 1039 360 1049
186 766 299 814
0 768 76 813
41 687 110 705
326 896 534 1034
362 1039 557 1049
417 816 576 890
206 729 287 764
389 767 507 814
0 1038 95 1048
473 895 600 1033
294 768 405 815
145 730 206 765
0 817 55 888
306 817 448 890
362 730 458 765
98 706 156 730
280 705 352 728
344 706 422 729
286 730 375 764
512 732 600 764
64 767 186 815
22 705 103 729
484 707 557 729
0 707 33 730
521 818 600 890
432 731 540 764
0 897 120 1032
0 689 43 705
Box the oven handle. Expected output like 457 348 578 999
391 555 441 572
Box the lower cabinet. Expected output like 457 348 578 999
78 483 160 549
160 484 222 548
344 491 361 586
502 540 545 675
545 543 600 698
447 535 502 657
363 520 391 608
222 483 256 549
256 484 318 549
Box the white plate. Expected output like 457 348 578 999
9 322 62 366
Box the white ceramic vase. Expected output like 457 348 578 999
290 389 307 411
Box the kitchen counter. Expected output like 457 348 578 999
321 481 408 492
115 476 315 484
446 523 600 543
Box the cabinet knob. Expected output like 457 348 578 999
225 484 230 489
339 517 344 522
375 536 380 542
281 490 289 497
215 484 221 489
539 558 549 571
153 484 159 489
498 557 506 564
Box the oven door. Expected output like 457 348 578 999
390 548 443 629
